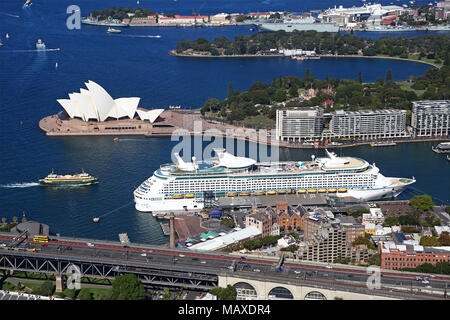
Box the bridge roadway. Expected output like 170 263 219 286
0 233 449 299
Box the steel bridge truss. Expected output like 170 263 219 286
0 251 217 290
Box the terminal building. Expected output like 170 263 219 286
329 109 407 140
276 107 323 142
411 100 450 137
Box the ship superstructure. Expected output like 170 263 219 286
256 16 340 33
134 149 415 213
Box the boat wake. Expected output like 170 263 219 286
113 35 161 38
0 48 60 53
0 12 20 18
0 182 39 188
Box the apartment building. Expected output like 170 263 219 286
411 100 450 137
330 109 407 139
276 107 323 142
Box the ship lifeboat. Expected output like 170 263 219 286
297 189 307 194
267 190 276 195
172 194 184 199
185 193 195 198
318 189 327 193
287 189 295 194
239 192 250 196
277 190 287 194
308 189 317 193
328 188 337 193
254 191 265 196
227 192 237 197
338 188 348 193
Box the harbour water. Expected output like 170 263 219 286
0 0 448 244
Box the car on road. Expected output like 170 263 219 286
294 270 301 274
87 243 94 247
41 244 48 247
253 269 261 272
66 246 72 250
422 280 429 284
179 254 185 257
200 261 207 264
192 257 199 261
425 285 432 288
326 265 333 269
141 253 147 257
0 243 6 247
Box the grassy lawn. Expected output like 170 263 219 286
86 287 112 300
21 282 42 293
13 272 55 281
0 282 20 291
242 114 275 128
407 55 442 67
397 81 426 96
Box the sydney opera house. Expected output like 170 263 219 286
56 80 164 123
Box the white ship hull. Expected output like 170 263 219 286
133 149 415 213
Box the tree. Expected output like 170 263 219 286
386 69 393 82
111 274 146 300
209 285 236 300
37 281 55 296
419 235 441 246
439 231 450 246
410 195 434 212
77 288 93 300
227 83 234 100
12 216 18 224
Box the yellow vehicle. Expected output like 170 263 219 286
318 189 327 193
227 192 237 197
267 190 276 195
239 192 250 196
297 189 307 194
277 190 287 194
185 193 195 198
308 189 317 193
254 191 265 196
172 194 184 199
328 188 337 193
33 235 49 243
27 248 36 253
338 188 348 193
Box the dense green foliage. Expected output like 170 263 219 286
409 195 435 212
89 7 154 20
200 66 450 127
280 244 299 252
352 236 375 250
111 274 146 300
401 262 450 275
420 235 441 246
242 235 280 250
220 217 235 228
367 253 381 266
32 281 55 296
210 285 237 300
176 31 450 64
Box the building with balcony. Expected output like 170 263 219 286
411 100 450 137
330 109 407 139
276 107 324 142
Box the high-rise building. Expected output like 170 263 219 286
276 107 323 142
330 109 407 139
411 100 450 137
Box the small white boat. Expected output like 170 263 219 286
36 39 46 50
55 62 58 69
107 27 121 33
93 217 100 223
23 0 32 7
5 33 9 39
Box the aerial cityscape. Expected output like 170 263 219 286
0 0 449 305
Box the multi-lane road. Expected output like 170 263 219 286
1 233 449 299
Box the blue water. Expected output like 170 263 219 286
0 0 448 244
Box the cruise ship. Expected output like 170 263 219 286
257 16 340 33
134 149 415 213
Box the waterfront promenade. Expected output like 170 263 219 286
169 50 442 69
39 110 449 149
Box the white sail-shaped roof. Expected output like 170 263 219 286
85 81 115 121
57 99 78 118
79 88 99 121
57 80 142 122
136 108 164 123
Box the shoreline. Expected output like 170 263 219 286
39 113 449 149
169 50 442 68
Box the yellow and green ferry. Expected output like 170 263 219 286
39 170 98 186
